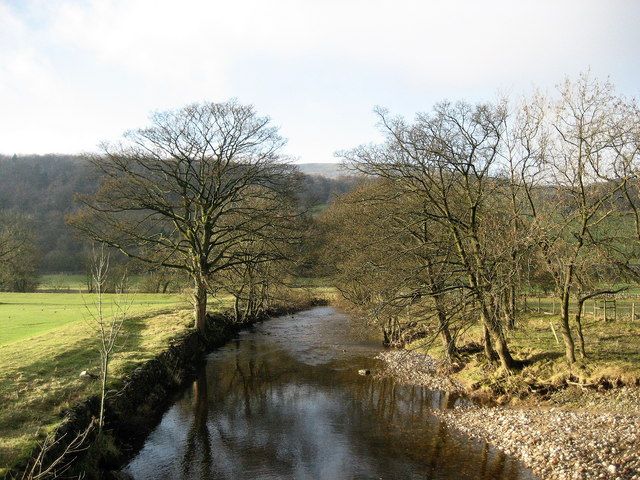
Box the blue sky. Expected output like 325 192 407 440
1 0 639 162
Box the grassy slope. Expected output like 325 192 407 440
410 297 640 398
0 292 239 475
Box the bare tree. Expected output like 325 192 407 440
18 422 93 480
325 73 640 372
219 196 302 323
499 96 547 329
0 213 39 291
69 100 296 333
533 74 631 363
0 213 22 261
321 179 463 360
343 101 524 371
84 245 130 432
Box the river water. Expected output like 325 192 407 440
124 306 535 480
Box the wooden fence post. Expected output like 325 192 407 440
549 322 560 344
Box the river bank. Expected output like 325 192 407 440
122 305 534 480
376 350 640 480
7 297 325 480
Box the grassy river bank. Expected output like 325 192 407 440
0 289 324 478
376 307 640 480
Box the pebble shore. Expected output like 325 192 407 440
374 350 463 392
376 350 640 480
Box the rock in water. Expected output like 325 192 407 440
358 369 371 376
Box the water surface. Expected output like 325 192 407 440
125 306 535 480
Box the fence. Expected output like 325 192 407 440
521 294 640 322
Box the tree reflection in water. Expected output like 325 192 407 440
126 307 535 480
181 369 212 478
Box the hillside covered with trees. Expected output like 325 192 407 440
0 154 358 291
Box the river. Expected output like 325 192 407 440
124 306 535 480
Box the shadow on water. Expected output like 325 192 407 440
125 307 536 480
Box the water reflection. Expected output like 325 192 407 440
126 307 535 480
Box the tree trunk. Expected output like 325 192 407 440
560 286 576 363
482 308 519 371
575 298 587 359
451 229 516 370
507 286 516 329
434 293 456 360
493 332 518 371
483 324 499 363
194 277 208 334
99 355 108 432
233 295 241 323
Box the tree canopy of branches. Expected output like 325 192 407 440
328 74 640 369
70 100 299 333
320 179 464 360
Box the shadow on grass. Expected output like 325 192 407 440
0 310 180 433
522 351 564 366
7 309 179 374
0 310 180 470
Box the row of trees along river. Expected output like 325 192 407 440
2 73 640 373
320 73 640 369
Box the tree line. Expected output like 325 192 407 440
320 74 640 369
4 75 639 369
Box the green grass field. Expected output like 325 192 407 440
0 292 186 346
37 274 88 292
0 291 214 475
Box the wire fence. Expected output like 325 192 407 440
521 294 640 321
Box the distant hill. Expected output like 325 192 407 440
0 155 361 272
296 163 348 178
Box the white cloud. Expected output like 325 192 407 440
0 0 638 159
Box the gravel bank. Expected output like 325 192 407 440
438 406 640 480
375 350 463 392
376 349 640 480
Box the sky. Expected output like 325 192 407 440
1 0 639 163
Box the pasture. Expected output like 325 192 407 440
0 292 185 346
0 291 214 475
411 296 640 398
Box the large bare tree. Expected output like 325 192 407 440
70 100 296 333
533 75 634 362
342 102 526 370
